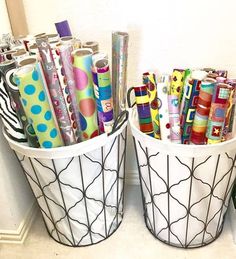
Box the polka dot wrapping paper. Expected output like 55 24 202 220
72 48 99 141
14 64 64 148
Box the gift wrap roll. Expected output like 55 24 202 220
4 50 17 60
82 41 99 54
168 95 181 143
190 78 216 144
180 78 201 144
157 74 171 141
55 20 72 37
170 69 185 102
51 44 79 142
47 33 60 43
206 83 231 144
216 70 228 78
60 36 81 49
0 63 26 142
224 79 236 140
14 64 64 148
59 44 81 140
95 58 114 133
0 60 39 147
112 31 129 117
36 36 76 145
72 48 99 140
143 72 160 139
134 85 154 137
18 57 37 67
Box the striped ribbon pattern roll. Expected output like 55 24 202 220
206 83 231 144
14 64 64 148
143 72 160 139
180 78 201 144
36 36 76 145
134 85 154 137
190 78 216 144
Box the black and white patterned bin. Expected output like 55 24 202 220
129 107 236 248
4 111 128 247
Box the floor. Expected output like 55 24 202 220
0 186 236 259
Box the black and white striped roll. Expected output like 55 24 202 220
0 61 27 142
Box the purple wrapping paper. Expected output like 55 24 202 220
36 36 76 145
55 20 72 37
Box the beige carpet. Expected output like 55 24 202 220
0 186 235 259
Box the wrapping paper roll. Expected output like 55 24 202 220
82 41 99 54
0 53 5 63
18 57 37 67
208 72 219 79
191 78 216 144
51 44 79 142
0 60 39 147
206 83 231 144
170 69 185 102
59 44 81 141
28 43 39 56
94 58 114 133
47 33 60 43
216 77 226 83
143 72 160 139
60 36 81 49
36 36 76 145
224 79 236 140
156 74 171 141
72 48 99 141
14 64 64 148
168 95 181 143
4 50 17 60
0 44 10 53
55 20 72 37
134 85 154 137
12 50 29 65
216 70 228 78
0 62 26 142
180 79 201 144
112 31 129 117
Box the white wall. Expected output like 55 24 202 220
0 0 12 34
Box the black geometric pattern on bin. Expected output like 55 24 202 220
15 129 127 247
134 138 236 248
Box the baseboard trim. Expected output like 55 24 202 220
126 170 139 185
0 202 38 244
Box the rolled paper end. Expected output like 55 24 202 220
14 64 34 77
55 20 72 37
19 57 37 67
82 41 99 54
34 33 46 38
72 48 93 57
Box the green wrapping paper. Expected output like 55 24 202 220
72 48 99 141
14 64 64 148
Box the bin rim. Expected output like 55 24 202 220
129 107 236 158
3 118 128 159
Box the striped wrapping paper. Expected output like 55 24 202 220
134 85 154 137
206 83 231 144
143 72 160 139
190 78 216 144
180 78 201 144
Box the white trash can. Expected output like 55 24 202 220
4 111 128 247
129 106 236 248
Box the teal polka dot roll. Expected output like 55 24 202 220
14 63 64 148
